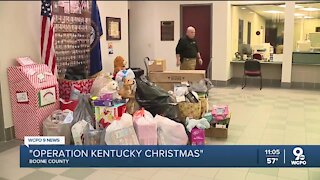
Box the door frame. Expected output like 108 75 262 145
180 3 213 79
0 82 5 142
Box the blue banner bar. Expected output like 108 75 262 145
20 145 320 167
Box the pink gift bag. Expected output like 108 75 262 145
190 128 205 145
133 109 157 145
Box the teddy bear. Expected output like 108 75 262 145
113 56 127 77
118 78 135 99
118 77 140 115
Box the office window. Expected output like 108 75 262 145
232 4 285 61
294 2 320 52
239 19 244 45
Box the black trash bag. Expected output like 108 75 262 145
135 76 181 123
65 64 88 80
131 68 144 79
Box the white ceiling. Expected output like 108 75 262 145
238 3 320 20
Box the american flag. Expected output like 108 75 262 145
41 0 57 75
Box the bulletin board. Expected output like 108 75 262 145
161 21 174 41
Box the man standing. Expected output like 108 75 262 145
176 26 203 70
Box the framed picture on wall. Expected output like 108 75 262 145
106 17 121 40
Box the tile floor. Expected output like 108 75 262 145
0 86 320 180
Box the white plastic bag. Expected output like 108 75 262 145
90 73 113 97
154 115 188 145
105 113 139 145
43 110 72 145
133 109 157 145
71 120 93 145
83 129 104 145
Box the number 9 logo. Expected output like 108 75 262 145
293 147 305 161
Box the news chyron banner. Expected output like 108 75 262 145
21 137 320 167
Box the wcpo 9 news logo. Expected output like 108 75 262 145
291 147 307 166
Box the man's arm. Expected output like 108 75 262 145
176 54 181 66
176 39 184 66
197 52 201 59
196 42 203 65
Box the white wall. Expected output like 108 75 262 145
128 1 157 71
98 1 129 72
0 1 42 128
0 1 128 129
129 1 232 81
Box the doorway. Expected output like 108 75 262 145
180 4 212 77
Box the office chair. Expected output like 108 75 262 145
253 53 263 60
242 60 262 90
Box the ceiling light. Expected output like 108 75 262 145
241 7 246 10
278 4 304 8
263 10 284 14
294 13 305 17
300 7 320 12
296 16 314 19
249 12 254 14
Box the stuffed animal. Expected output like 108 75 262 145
115 69 135 89
118 78 135 99
118 78 140 115
113 56 127 76
99 80 121 99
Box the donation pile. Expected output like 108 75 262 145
9 56 231 145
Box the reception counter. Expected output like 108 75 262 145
291 52 320 89
230 60 282 87
292 51 320 65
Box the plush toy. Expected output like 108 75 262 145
99 80 121 99
118 78 140 115
118 78 135 99
115 69 135 89
113 56 127 76
185 117 210 132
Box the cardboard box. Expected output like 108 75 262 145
155 82 175 91
148 59 166 72
149 70 206 91
149 70 205 83
205 127 228 138
205 118 230 138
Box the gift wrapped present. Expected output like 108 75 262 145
8 62 59 140
93 102 126 129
